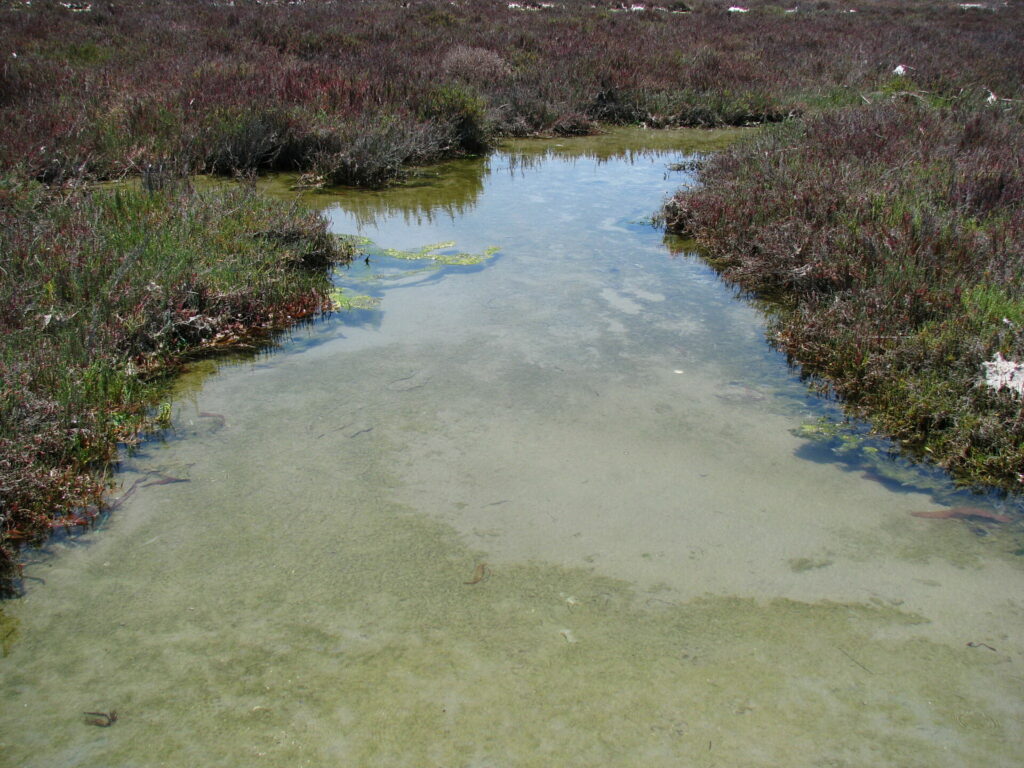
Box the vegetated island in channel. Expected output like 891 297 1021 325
2 0 1023 591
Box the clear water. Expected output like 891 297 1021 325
2 129 1023 767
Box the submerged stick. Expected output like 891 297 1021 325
82 711 117 727
198 411 227 429
837 646 874 674
141 471 189 487
108 479 142 511
910 507 1011 523
967 641 997 652
464 563 489 585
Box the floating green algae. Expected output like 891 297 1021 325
382 240 500 266
327 287 381 311
321 237 500 315
335 233 374 248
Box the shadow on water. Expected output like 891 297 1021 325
791 418 1024 517
662 204 1021 521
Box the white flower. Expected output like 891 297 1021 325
982 352 1024 398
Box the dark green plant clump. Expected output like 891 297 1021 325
0 178 350 589
664 101 1024 489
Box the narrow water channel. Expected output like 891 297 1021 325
2 129 1022 767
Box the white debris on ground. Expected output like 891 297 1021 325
982 352 1024 398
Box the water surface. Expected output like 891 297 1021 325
2 129 1023 767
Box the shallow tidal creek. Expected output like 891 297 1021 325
2 130 1023 767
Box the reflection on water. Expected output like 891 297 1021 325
502 125 754 163
260 156 488 230
257 127 750 232
2 128 1023 768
